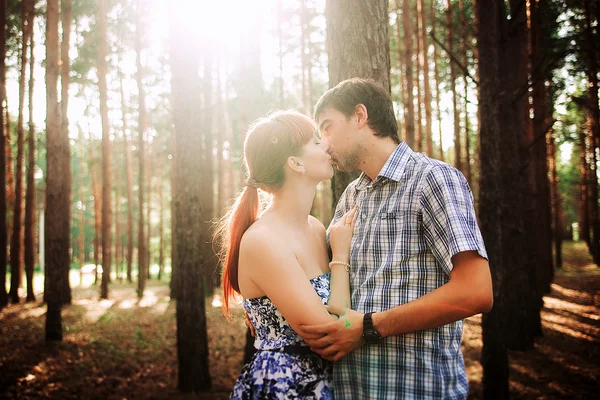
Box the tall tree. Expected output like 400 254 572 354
400 0 415 150
326 0 391 206
459 0 471 182
0 0 8 310
419 0 433 156
60 0 72 304
414 0 424 152
9 0 34 304
45 0 66 341
446 0 461 170
136 0 147 298
98 0 111 299
430 0 444 161
24 0 35 302
476 1 508 396
170 0 211 392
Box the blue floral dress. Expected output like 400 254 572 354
230 272 333 399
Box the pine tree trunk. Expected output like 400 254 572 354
431 0 444 161
419 0 433 156
98 0 111 299
136 0 147 298
584 0 600 264
170 3 212 390
326 0 391 207
146 147 152 280
0 0 8 309
60 0 72 304
92 161 102 284
119 66 134 284
158 174 164 281
548 129 562 268
579 131 591 245
45 0 65 342
414 0 423 152
9 0 33 304
446 0 461 170
78 128 85 283
5 88 14 247
476 0 509 396
115 146 121 282
459 0 471 183
24 1 36 302
201 54 216 292
400 0 415 149
394 2 406 141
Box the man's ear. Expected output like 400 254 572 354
354 104 368 129
287 156 306 174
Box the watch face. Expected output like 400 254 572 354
364 331 381 344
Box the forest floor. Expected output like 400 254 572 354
1 241 599 399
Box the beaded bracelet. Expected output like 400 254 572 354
329 260 351 272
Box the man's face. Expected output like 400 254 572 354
316 107 365 172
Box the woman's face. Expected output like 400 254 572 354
298 135 334 182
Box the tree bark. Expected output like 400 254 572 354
24 0 36 302
0 0 8 309
548 129 562 268
45 0 65 342
136 0 147 298
326 0 391 208
414 0 423 152
400 0 415 149
446 0 461 170
170 1 212 391
9 0 33 304
419 0 433 156
459 0 471 183
98 0 111 299
430 0 444 161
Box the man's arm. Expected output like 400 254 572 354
372 250 492 337
299 250 492 360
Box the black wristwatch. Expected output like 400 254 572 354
362 312 382 344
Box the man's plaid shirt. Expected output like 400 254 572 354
327 142 488 399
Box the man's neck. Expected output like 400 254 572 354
360 139 400 181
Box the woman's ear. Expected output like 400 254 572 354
354 104 368 129
287 156 306 174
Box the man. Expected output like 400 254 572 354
297 78 493 399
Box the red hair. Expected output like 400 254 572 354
215 111 316 317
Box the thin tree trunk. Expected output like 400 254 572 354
98 0 111 299
401 0 415 149
459 0 471 182
169 124 178 298
118 65 134 284
5 89 14 244
548 129 562 268
78 128 85 284
136 0 147 298
24 1 36 302
414 0 423 152
158 173 164 281
9 0 33 304
92 162 102 284
45 0 64 342
394 2 406 141
419 0 433 156
431 0 444 161
146 146 152 280
115 144 121 282
60 0 72 304
446 0 461 170
277 0 284 107
0 0 8 309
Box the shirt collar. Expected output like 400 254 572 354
355 142 412 190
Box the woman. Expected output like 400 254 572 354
217 110 357 399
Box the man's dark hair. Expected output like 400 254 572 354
314 78 400 144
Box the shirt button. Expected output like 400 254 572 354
361 213 367 220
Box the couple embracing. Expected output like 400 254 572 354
217 78 493 399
